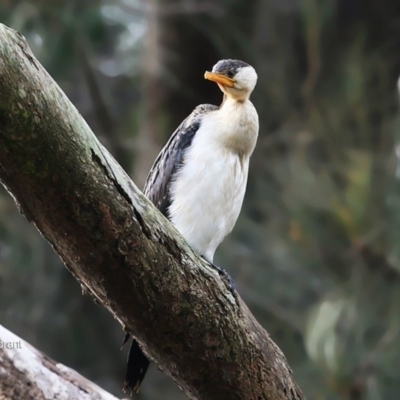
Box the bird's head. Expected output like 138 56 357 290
204 59 257 101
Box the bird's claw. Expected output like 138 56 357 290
211 263 236 293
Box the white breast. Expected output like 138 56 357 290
168 99 259 262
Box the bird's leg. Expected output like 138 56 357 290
215 264 236 293
203 257 236 293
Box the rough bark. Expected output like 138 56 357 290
0 325 118 400
0 23 304 400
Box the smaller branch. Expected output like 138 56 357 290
0 325 118 400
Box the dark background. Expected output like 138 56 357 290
2 1 400 399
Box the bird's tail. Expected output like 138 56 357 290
123 336 150 396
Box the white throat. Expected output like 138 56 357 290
213 96 259 158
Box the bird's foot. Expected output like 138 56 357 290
211 263 236 293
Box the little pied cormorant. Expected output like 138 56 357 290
123 59 259 395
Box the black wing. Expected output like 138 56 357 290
144 104 218 217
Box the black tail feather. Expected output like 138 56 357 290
121 332 130 349
123 337 150 395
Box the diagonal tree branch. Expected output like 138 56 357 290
0 23 304 400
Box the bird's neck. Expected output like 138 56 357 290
215 96 259 158
222 93 250 104
219 95 254 115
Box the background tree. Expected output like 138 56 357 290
1 0 400 399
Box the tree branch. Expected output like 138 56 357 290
0 23 304 400
0 325 118 400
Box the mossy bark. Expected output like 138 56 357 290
0 24 304 400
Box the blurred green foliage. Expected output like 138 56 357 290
1 1 400 399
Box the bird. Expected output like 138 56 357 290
123 58 259 395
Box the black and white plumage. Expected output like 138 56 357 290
124 59 259 395
143 104 217 216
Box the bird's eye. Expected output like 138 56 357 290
227 70 234 78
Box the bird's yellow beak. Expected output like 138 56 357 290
204 71 235 88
